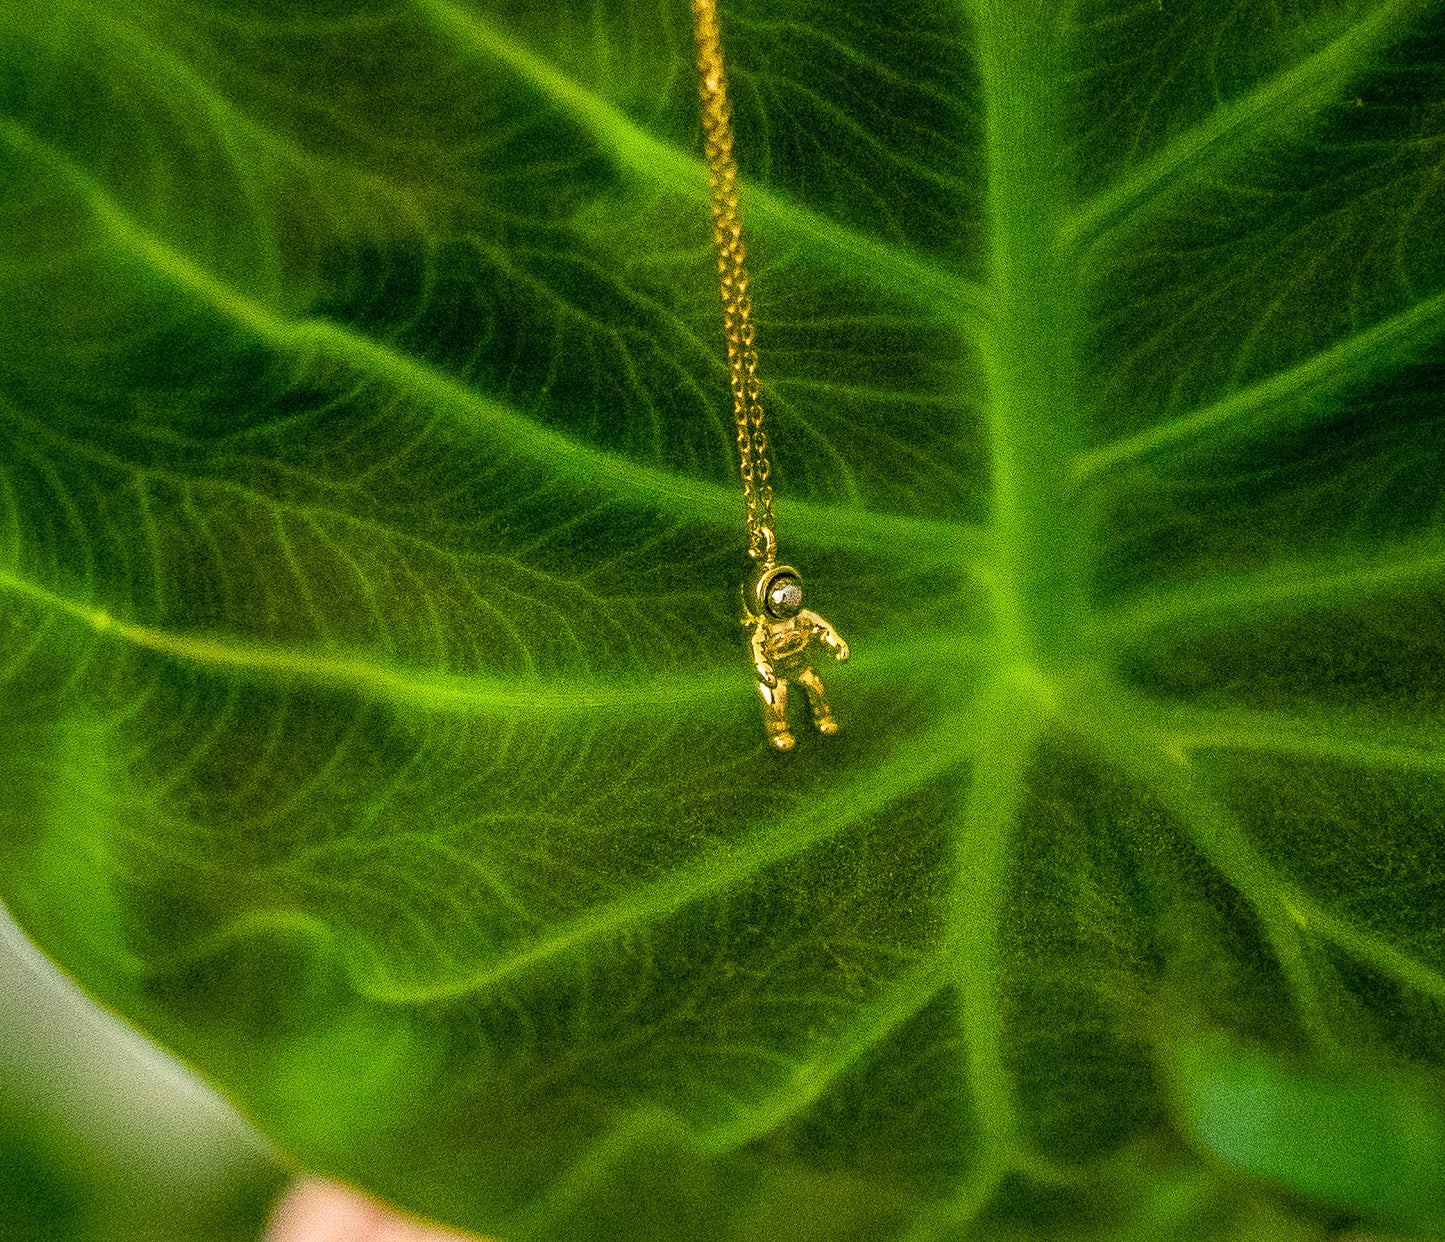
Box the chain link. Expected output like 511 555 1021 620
690 0 777 563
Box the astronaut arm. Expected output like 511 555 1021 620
748 621 777 686
800 609 848 661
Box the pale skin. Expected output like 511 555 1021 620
265 1178 492 1242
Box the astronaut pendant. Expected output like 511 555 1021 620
741 560 849 751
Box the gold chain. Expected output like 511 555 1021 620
690 0 776 563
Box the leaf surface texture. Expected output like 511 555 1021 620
2 0 1444 1238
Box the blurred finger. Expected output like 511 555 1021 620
264 1177 497 1242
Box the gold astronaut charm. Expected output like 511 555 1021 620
742 561 849 751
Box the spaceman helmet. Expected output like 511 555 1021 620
745 562 804 619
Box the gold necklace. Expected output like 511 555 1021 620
689 0 850 752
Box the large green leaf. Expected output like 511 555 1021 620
2 0 1444 1238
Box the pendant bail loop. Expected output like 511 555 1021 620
750 524 777 566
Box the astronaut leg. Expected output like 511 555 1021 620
796 667 838 734
757 678 794 750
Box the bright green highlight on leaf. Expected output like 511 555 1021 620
2 0 1444 1240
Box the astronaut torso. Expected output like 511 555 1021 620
756 611 824 671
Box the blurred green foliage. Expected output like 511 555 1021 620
0 920 285 1241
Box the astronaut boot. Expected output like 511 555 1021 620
760 680 795 750
768 722 796 751
798 669 838 735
